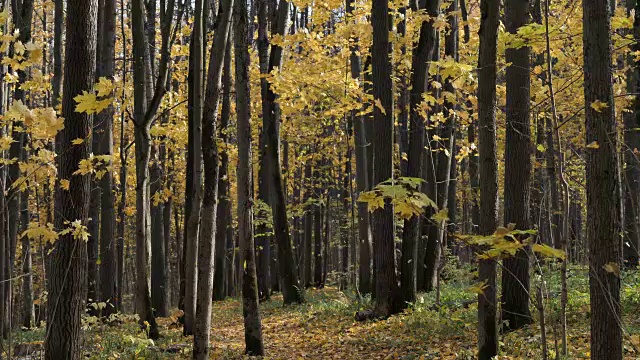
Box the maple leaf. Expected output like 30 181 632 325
74 91 99 114
71 138 84 145
374 99 386 115
532 243 566 260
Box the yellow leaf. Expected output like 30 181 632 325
374 99 386 115
586 141 600 149
71 138 84 145
532 243 566 260
590 99 609 112
60 179 70 190
603 262 620 277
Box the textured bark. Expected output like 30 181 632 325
131 0 159 339
477 0 499 358
623 0 640 266
583 1 622 358
7 0 34 329
214 41 233 301
44 0 96 358
370 0 401 317
234 0 265 351
400 0 439 304
193 0 233 356
501 0 533 332
21 181 34 328
183 0 205 335
314 163 323 287
151 146 169 317
303 162 313 287
546 116 561 249
97 0 117 318
261 0 304 305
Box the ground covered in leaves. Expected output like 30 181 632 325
8 261 640 359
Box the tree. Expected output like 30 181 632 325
193 0 234 355
583 0 622 358
476 0 500 358
369 0 402 318
400 0 439 304
45 0 97 357
234 0 265 352
97 0 118 319
183 0 206 333
501 0 533 331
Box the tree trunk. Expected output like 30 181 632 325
583 1 622 358
370 0 401 317
131 0 159 339
193 0 233 355
623 0 640 267
183 0 205 335
501 0 533 332
234 0 265 352
477 0 499 358
45 0 96 357
214 40 233 301
303 162 313 287
151 146 169 317
260 0 304 305
400 0 439 304
96 0 117 318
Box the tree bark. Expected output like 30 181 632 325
583 0 622 358
623 0 640 266
370 0 401 318
234 0 265 351
400 0 439 304
214 40 233 301
501 0 533 332
45 0 97 357
193 0 233 355
183 0 205 335
477 0 500 358
131 0 160 339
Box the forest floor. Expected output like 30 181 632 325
8 259 640 359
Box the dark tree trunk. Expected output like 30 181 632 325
303 162 313 287
400 0 439 304
370 0 401 317
151 145 169 317
477 0 500 358
214 40 233 301
131 0 160 339
261 0 304 305
501 0 533 332
623 0 640 267
314 163 323 287
97 0 117 318
45 0 97 357
583 1 622 358
193 0 233 355
234 0 265 351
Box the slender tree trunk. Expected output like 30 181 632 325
193 0 233 356
96 0 117 318
400 0 439 304
258 0 304 304
501 0 533 332
303 162 313 287
583 1 622 358
183 0 205 335
151 145 169 317
131 0 159 339
477 0 500 358
234 0 265 351
45 0 97 357
623 0 640 267
214 41 233 301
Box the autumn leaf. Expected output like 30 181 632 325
586 141 600 149
532 243 566 260
590 99 609 112
374 99 386 115
603 262 620 277
71 138 84 145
